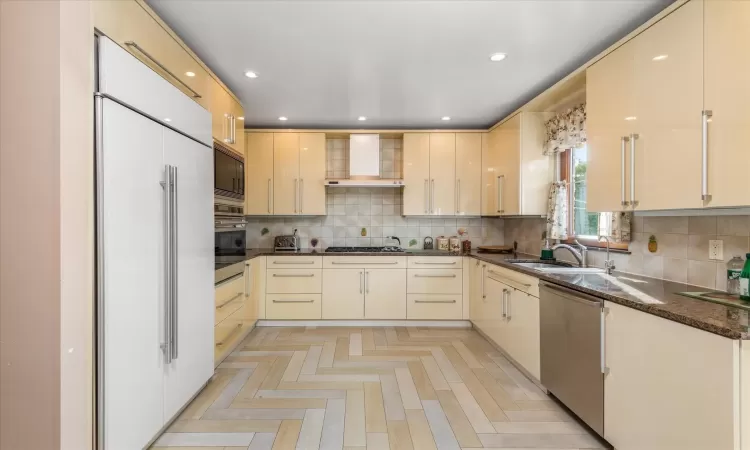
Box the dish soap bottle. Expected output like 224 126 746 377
740 253 750 301
727 256 744 295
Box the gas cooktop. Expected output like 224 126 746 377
324 246 405 253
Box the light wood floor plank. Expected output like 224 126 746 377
335 336 350 361
364 382 388 433
277 381 365 391
380 374 406 421
344 390 367 447
349 332 363 356
430 348 461 383
421 400 461 450
296 409 325 450
407 361 437 401
168 419 281 433
282 351 308 382
177 370 236 420
318 341 336 368
394 367 422 410
261 356 292 390
248 432 277 450
450 342 482 369
256 389 346 399
419 356 449 391
272 420 302 450
232 398 327 409
448 382 495 434
210 369 255 410
367 432 390 450
405 410 437 450
434 391 481 448
301 345 323 375
362 328 375 351
320 398 346 450
235 362 274 403
387 420 414 450
373 329 387 347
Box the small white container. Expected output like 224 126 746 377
449 236 460 252
436 236 449 251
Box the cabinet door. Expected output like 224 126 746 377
101 100 165 450
429 133 456 215
92 0 211 108
504 290 540 380
163 128 215 421
229 98 245 154
633 0 703 210
481 132 500 216
586 39 636 212
495 115 520 216
364 269 407 319
322 269 365 319
604 301 738 450
455 133 482 216
299 133 327 215
210 80 231 146
245 133 274 215
704 0 750 208
482 275 508 347
402 133 431 215
273 133 300 215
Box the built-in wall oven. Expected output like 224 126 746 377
214 141 246 231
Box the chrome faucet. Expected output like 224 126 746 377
384 236 401 247
599 235 616 275
551 240 588 267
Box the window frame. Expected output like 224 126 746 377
560 148 628 250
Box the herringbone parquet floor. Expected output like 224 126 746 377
151 326 607 450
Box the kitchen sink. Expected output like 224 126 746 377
510 261 605 274
512 262 571 270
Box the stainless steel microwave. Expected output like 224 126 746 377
214 141 244 202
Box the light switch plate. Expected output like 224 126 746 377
709 239 724 261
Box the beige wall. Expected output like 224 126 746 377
505 215 750 289
0 1 93 449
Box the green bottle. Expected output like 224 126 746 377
740 253 750 301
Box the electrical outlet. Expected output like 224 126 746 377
709 239 724 261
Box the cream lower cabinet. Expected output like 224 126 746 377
604 301 741 450
265 256 322 319
322 268 406 319
476 264 541 380
406 257 463 319
214 269 250 366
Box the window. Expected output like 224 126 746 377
561 145 628 250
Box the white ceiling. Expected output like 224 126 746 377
148 0 671 129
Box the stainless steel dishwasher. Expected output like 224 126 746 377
539 282 606 437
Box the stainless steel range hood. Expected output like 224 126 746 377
326 134 405 188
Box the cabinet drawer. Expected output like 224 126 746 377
266 294 322 319
323 255 406 269
215 291 244 325
407 256 462 269
267 255 322 269
215 305 247 346
266 269 322 293
215 274 245 307
407 269 462 294
407 294 462 320
486 265 539 297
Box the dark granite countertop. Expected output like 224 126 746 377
237 248 750 340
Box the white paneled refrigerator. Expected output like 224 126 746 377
95 36 214 450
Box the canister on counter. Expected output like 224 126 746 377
436 236 449 251
462 239 472 253
449 236 460 252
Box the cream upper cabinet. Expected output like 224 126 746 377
298 133 327 215
403 133 431 215
364 269 407 319
93 0 211 109
604 301 740 450
230 98 245 154
274 133 300 215
632 0 703 211
428 133 456 215
704 0 750 208
455 133 482 216
483 113 553 216
586 39 637 213
245 133 274 215
270 132 326 216
210 83 244 155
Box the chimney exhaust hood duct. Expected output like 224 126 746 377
326 134 405 187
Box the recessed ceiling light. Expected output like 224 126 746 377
278 116 288 121
244 71 258 78
489 53 507 62
441 116 451 121
652 54 668 61
358 116 367 121
164 118 172 122
237 117 244 121
185 71 195 77
624 116 637 121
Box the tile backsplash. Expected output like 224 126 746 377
245 187 504 250
504 215 750 290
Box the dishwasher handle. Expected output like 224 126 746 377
539 282 603 307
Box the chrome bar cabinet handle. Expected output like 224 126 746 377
456 179 460 214
505 289 512 320
162 165 172 363
414 299 457 304
629 134 639 207
268 179 272 213
496 175 504 214
620 136 630 207
171 166 178 359
365 271 369 294
216 292 243 309
124 41 202 99
300 179 304 213
424 179 429 214
272 273 315 278
272 299 315 303
431 179 435 214
414 274 456 278
501 289 507 317
481 264 486 300
360 271 363 294
294 179 298 213
601 307 610 375
702 110 712 202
